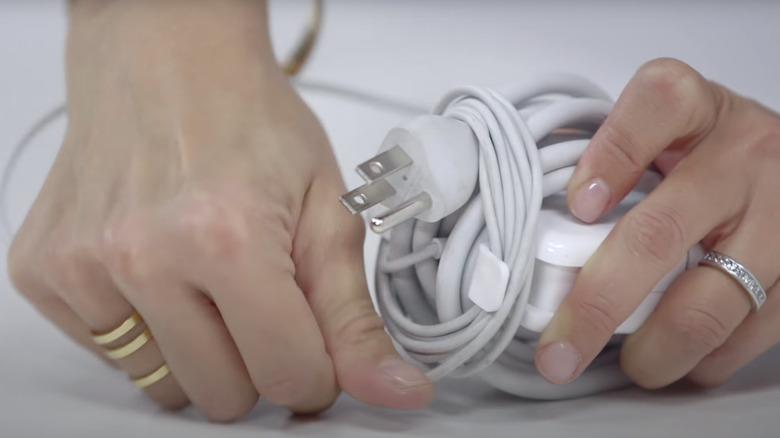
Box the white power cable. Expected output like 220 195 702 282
344 74 658 399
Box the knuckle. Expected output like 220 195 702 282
101 218 158 287
39 231 108 308
293 209 365 289
40 231 91 292
621 207 686 264
637 58 703 111
176 192 253 261
571 293 623 336
671 306 730 355
7 233 65 313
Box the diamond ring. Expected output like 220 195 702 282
700 251 767 311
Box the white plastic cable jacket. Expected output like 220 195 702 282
374 74 635 399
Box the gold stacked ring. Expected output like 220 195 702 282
104 328 153 360
91 311 171 389
91 312 143 345
132 364 172 388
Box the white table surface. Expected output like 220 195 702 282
2 1 780 437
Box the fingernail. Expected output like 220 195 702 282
379 356 431 390
571 178 610 223
536 341 581 385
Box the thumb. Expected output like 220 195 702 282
293 177 434 410
567 58 721 223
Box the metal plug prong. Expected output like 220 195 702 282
356 145 413 182
339 179 396 214
370 192 432 233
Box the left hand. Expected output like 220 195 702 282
7 0 433 419
534 57 780 388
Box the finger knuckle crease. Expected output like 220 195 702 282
334 304 387 350
572 294 622 335
673 307 729 353
598 123 647 171
623 208 686 263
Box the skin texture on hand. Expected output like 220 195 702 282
8 0 433 421
535 58 780 390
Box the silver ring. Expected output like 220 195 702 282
700 251 767 311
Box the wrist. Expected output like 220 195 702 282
66 0 283 94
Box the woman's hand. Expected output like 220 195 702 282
534 58 780 389
7 0 433 421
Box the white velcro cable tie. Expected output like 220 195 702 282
467 244 510 313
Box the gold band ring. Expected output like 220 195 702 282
132 363 171 389
104 328 153 360
91 312 143 345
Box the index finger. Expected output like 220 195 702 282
566 57 723 223
533 60 743 385
535 155 740 385
163 195 340 413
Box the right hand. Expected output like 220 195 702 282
535 58 780 390
8 0 433 421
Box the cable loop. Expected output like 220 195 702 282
376 75 631 398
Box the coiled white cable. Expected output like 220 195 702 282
372 74 638 399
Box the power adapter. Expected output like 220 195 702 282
340 74 703 400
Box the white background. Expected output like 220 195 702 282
1 1 780 437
